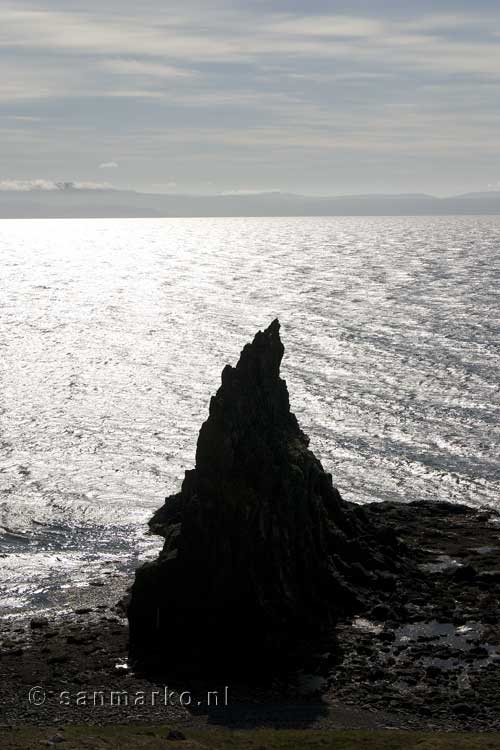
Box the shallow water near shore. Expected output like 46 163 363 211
1 216 499 615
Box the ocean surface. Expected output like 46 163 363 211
1 216 499 616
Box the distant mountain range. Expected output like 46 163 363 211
2 188 500 218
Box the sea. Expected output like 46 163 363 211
1 216 499 616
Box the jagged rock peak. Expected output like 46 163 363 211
128 321 407 676
233 317 283 378
193 319 305 483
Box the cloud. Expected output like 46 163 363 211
2 5 500 77
0 179 57 191
2 3 500 194
0 179 111 191
101 59 196 79
2 6 500 109
0 7 245 62
3 115 43 122
270 15 385 38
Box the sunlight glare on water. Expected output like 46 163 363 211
1 216 499 613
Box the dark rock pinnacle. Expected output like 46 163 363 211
128 320 408 675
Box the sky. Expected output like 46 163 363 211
1 0 500 196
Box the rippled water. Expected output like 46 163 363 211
1 216 499 614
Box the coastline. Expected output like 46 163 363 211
2 500 500 734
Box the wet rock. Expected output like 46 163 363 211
452 565 477 582
379 630 396 643
115 591 132 617
66 634 93 645
128 320 409 675
483 613 499 625
30 618 49 630
426 665 443 678
478 571 500 584
369 604 395 621
48 733 65 744
47 655 69 665
453 702 476 716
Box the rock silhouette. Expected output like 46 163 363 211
128 320 407 675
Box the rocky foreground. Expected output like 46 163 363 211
1 500 500 732
1 320 500 733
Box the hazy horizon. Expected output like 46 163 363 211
3 182 500 198
3 185 500 218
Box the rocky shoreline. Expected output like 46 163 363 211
2 321 499 734
319 499 500 732
1 499 500 733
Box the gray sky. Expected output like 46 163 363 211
2 1 500 195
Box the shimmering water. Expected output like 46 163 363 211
1 216 499 614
